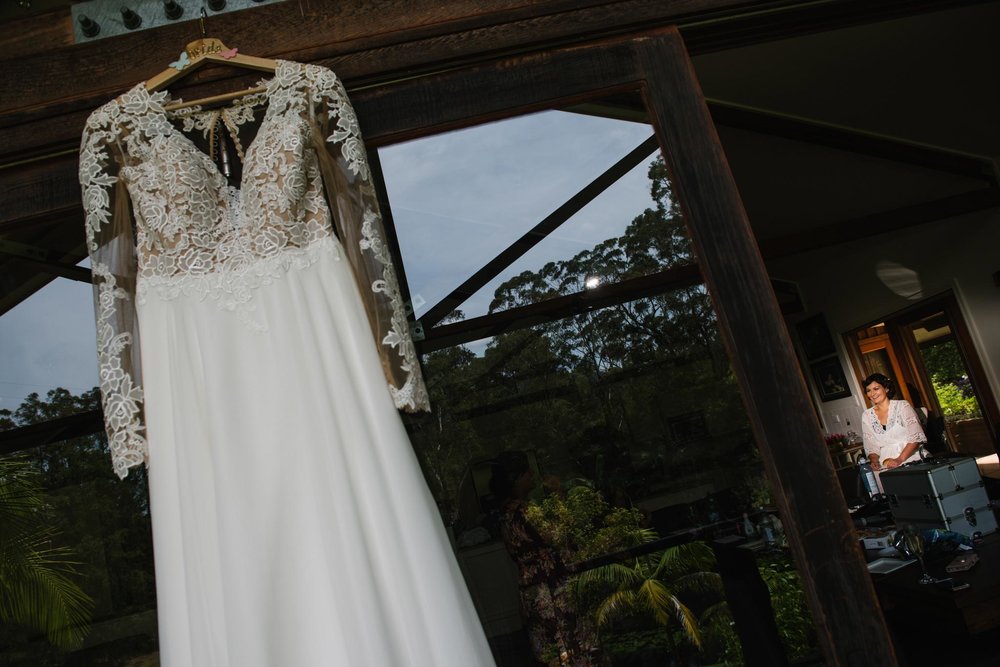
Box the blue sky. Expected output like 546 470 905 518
0 110 657 412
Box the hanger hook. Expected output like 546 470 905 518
200 7 208 38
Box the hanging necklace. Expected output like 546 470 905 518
206 108 246 180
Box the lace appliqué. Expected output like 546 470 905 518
138 234 342 332
82 61 430 476
93 264 148 479
359 209 430 411
308 63 427 410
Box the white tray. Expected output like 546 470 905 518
867 558 917 575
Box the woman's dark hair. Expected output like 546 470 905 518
489 450 530 501
862 373 895 398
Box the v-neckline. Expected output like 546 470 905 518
142 61 286 191
874 401 891 427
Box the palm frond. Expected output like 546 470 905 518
2 553 93 647
576 561 643 590
654 541 715 578
671 594 703 648
673 570 724 595
595 589 637 626
0 456 94 648
637 578 675 627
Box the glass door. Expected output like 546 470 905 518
903 307 996 456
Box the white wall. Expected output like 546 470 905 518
768 207 1000 434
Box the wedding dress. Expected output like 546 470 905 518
80 60 494 666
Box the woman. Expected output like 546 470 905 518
861 373 927 470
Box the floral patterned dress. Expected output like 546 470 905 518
79 61 491 666
498 499 598 666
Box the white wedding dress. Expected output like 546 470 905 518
80 60 494 666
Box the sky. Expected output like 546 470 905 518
0 109 659 413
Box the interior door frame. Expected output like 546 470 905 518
348 26 895 665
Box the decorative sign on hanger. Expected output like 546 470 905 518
71 0 285 44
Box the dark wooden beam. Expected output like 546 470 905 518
571 97 998 184
636 30 896 665
0 0 990 150
708 100 997 185
0 0 756 118
0 409 104 457
418 263 703 354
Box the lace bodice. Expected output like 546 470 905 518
81 61 429 478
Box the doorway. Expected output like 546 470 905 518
847 292 999 457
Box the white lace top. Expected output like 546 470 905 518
80 60 429 479
861 399 926 465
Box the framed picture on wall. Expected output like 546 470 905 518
796 313 837 360
811 357 852 401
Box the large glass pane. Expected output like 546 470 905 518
382 109 821 665
913 312 992 456
379 109 676 322
0 273 97 416
0 400 157 665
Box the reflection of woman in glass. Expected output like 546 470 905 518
861 373 926 470
490 452 597 667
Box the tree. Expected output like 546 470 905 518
488 158 720 374
0 455 93 648
0 389 156 632
576 541 722 655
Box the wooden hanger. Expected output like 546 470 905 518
147 9 276 111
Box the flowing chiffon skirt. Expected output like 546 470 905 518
136 237 494 666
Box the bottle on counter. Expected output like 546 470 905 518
859 456 880 500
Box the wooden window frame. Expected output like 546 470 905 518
348 26 896 665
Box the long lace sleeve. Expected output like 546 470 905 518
861 408 878 459
306 65 430 412
80 103 148 478
896 400 927 445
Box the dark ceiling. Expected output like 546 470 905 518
691 2 999 247
1 1 997 317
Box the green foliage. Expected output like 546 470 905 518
920 340 966 385
525 485 655 560
0 456 93 648
518 486 726 662
932 377 979 418
757 555 816 662
693 554 817 666
598 627 675 664
487 158 721 377
575 540 724 663
0 388 156 657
